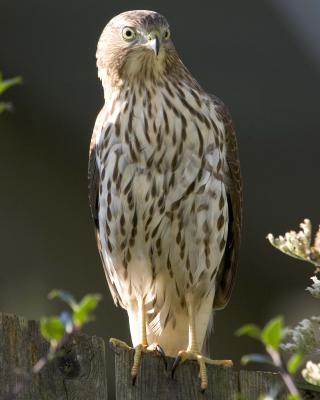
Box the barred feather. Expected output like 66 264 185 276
88 10 242 356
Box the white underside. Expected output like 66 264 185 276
127 291 214 356
95 76 228 357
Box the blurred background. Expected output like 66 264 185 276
1 0 319 396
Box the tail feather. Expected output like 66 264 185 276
201 311 214 357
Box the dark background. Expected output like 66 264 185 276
1 0 319 396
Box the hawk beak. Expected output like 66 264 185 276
148 35 160 56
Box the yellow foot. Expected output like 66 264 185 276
109 337 132 351
110 339 167 384
132 343 167 384
172 350 233 391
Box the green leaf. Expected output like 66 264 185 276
261 316 284 350
287 352 304 374
0 75 23 95
241 353 273 366
235 324 262 340
73 294 102 327
0 102 13 113
40 317 65 343
287 395 301 400
48 290 77 309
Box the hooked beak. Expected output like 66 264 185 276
147 35 160 56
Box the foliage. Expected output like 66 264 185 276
40 290 101 347
237 219 320 400
40 317 65 344
236 317 285 352
0 72 22 113
236 317 301 398
8 290 101 399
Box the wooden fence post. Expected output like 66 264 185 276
1 312 320 399
114 346 320 399
0 313 108 400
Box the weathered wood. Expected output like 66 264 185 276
0 313 108 400
114 347 320 399
239 370 286 399
115 347 238 400
2 312 320 399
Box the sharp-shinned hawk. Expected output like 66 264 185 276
88 10 242 390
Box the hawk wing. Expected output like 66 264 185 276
211 95 243 309
88 114 124 307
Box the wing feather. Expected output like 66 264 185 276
211 95 243 309
88 116 124 307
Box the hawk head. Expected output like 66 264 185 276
96 10 179 86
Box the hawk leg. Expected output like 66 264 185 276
171 302 232 391
110 299 167 384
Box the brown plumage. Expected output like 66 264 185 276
88 10 242 390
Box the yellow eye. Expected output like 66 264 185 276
122 27 136 41
163 29 170 40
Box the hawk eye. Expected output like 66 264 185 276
163 29 170 40
122 27 136 42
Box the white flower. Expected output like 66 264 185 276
281 317 320 354
306 276 320 299
267 219 320 267
302 361 320 386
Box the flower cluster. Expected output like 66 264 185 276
238 219 320 400
281 317 320 354
302 361 320 386
267 219 320 268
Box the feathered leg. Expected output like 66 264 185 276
110 297 166 384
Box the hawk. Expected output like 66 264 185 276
89 10 242 390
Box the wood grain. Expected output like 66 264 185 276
0 313 107 400
114 346 320 399
1 312 320 399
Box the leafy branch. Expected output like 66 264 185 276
236 317 301 399
0 72 22 113
6 290 101 400
237 219 320 399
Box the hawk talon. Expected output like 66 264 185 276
157 345 168 371
152 344 167 370
131 343 144 381
109 337 132 353
171 349 233 391
171 354 182 379
131 342 168 383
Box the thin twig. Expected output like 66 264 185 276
267 347 300 397
4 329 79 400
